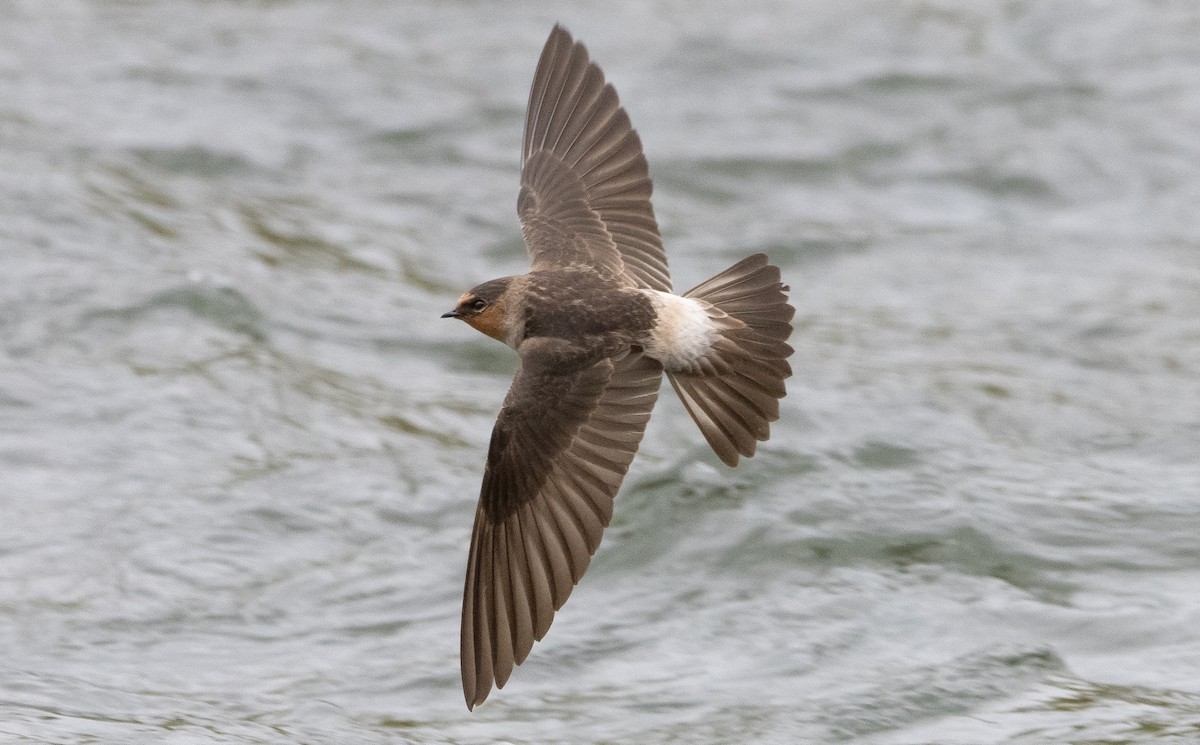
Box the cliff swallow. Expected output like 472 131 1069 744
443 25 795 709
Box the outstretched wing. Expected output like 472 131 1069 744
518 24 671 292
461 341 663 709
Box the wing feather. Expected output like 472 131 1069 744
461 345 662 709
518 25 671 291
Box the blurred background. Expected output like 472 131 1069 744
2 1 1199 743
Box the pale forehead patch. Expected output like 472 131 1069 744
642 291 720 370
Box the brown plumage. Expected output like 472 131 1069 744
443 25 795 709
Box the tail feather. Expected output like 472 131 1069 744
666 254 794 466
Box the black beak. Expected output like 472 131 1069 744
441 310 460 319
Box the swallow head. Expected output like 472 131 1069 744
442 277 515 344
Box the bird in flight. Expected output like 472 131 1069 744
442 24 795 709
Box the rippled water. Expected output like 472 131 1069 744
3 2 1200 743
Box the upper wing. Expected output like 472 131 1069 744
461 340 663 709
517 25 672 292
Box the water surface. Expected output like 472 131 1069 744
2 2 1199 743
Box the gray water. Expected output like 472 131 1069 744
3 1 1200 743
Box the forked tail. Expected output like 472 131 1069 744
666 253 795 466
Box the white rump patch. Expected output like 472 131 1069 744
641 291 720 370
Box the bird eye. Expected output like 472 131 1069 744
470 298 488 311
